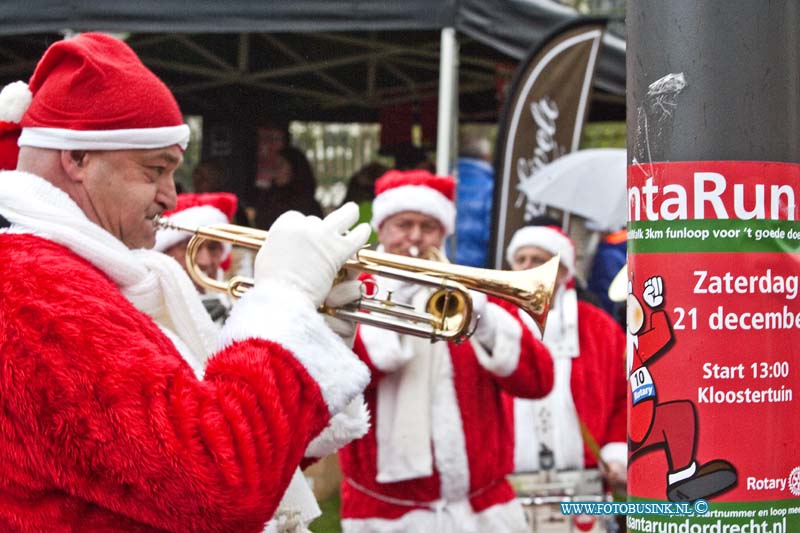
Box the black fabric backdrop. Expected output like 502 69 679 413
0 0 624 96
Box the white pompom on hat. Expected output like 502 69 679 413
0 81 31 170
371 169 456 235
0 32 189 151
506 225 576 277
155 192 238 269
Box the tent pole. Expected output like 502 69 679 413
436 27 458 176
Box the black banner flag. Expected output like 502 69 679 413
490 20 607 268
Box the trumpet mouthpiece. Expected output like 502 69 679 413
152 214 167 229
153 215 195 234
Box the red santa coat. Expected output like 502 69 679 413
567 301 627 466
507 300 627 469
338 293 553 531
0 234 367 532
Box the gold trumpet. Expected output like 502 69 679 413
154 217 559 343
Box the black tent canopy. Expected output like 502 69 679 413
0 0 625 123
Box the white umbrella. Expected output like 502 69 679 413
516 148 627 231
608 263 628 302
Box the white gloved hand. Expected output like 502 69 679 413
323 278 362 347
470 290 496 349
254 202 371 308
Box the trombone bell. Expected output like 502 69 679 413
154 217 558 342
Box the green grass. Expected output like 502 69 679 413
309 493 342 533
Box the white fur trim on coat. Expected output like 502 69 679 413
305 395 370 458
472 303 523 377
18 124 191 151
600 441 628 467
358 325 411 372
220 281 370 415
371 185 455 235
430 351 470 501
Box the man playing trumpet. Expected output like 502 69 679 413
338 169 554 533
0 32 370 532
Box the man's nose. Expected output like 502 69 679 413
158 178 178 212
195 247 211 267
408 225 423 241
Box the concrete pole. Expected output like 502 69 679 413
628 1 800 163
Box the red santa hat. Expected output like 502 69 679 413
508 225 580 359
155 192 238 269
0 33 189 151
506 225 576 277
371 169 456 235
0 121 21 170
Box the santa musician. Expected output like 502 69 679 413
0 32 371 533
504 224 628 494
338 169 555 533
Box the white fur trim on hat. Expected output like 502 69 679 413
0 81 32 123
18 124 191 151
506 226 575 275
371 185 455 235
154 205 230 257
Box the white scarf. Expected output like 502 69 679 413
542 284 580 359
376 296 450 483
361 262 449 485
0 171 318 533
0 171 217 369
514 284 583 472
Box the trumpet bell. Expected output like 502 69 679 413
355 248 560 335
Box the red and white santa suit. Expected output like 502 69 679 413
504 226 627 473
338 171 554 533
0 33 369 533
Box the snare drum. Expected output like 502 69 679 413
509 470 617 533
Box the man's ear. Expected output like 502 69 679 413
60 150 88 182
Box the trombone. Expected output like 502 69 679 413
154 217 559 343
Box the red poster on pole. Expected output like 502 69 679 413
626 160 800 531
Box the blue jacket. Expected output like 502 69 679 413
449 157 494 267
587 230 627 316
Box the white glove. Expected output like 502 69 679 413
470 290 496 349
254 202 371 308
323 278 362 347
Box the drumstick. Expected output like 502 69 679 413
578 420 608 472
580 420 628 501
